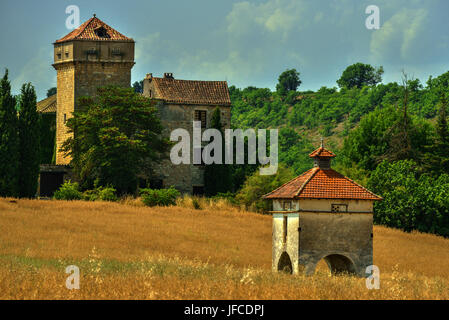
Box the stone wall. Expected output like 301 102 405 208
146 95 231 194
272 200 374 277
53 39 134 165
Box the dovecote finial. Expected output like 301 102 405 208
321 137 324 148
93 13 96 18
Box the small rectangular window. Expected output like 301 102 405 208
63 114 67 124
57 53 62 59
283 201 292 211
283 216 288 244
331 204 348 212
194 110 207 128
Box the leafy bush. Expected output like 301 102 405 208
140 187 180 207
82 186 117 202
83 189 99 201
368 160 449 237
54 180 83 200
236 164 295 213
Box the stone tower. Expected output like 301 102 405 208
263 144 382 277
53 14 135 164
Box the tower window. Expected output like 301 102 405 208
94 26 109 38
283 216 288 244
111 47 121 55
331 204 348 213
194 110 207 128
63 114 67 124
57 53 62 59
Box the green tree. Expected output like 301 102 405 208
132 80 143 94
337 63 384 89
204 107 232 196
0 69 19 197
18 83 40 198
46 87 57 97
368 160 449 237
236 164 295 213
276 69 301 96
61 86 170 194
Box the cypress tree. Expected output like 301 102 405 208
204 108 232 196
0 69 19 197
18 83 40 198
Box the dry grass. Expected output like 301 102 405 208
0 197 448 299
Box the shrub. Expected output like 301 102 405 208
140 187 180 207
191 197 202 210
82 186 117 202
83 189 99 201
98 186 118 201
53 180 83 200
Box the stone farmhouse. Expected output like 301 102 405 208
37 15 231 196
263 143 382 277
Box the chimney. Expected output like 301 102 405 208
164 72 174 79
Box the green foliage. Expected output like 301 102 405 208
140 187 180 207
212 191 239 205
61 86 170 195
39 113 56 164
276 69 301 96
46 87 56 97
278 127 313 175
236 164 295 213
204 107 232 196
54 181 83 200
83 186 118 201
18 83 40 198
0 69 19 197
191 197 201 210
368 160 449 237
341 105 433 172
132 80 143 94
337 63 384 89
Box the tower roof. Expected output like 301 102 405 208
262 167 382 200
309 146 336 158
55 15 134 44
263 146 382 201
149 75 231 106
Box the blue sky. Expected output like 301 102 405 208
1 0 448 100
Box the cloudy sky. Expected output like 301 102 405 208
1 0 448 100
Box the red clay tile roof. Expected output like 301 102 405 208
152 77 231 106
55 16 133 43
37 94 56 113
263 167 382 201
309 146 336 158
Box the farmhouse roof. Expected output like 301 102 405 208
263 146 382 201
55 15 134 43
150 76 231 106
37 94 57 113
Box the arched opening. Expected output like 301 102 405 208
277 252 293 274
316 254 356 276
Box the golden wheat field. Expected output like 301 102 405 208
0 197 448 300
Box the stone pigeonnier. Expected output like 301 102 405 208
262 142 382 277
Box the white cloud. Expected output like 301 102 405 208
370 8 428 63
11 46 55 100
